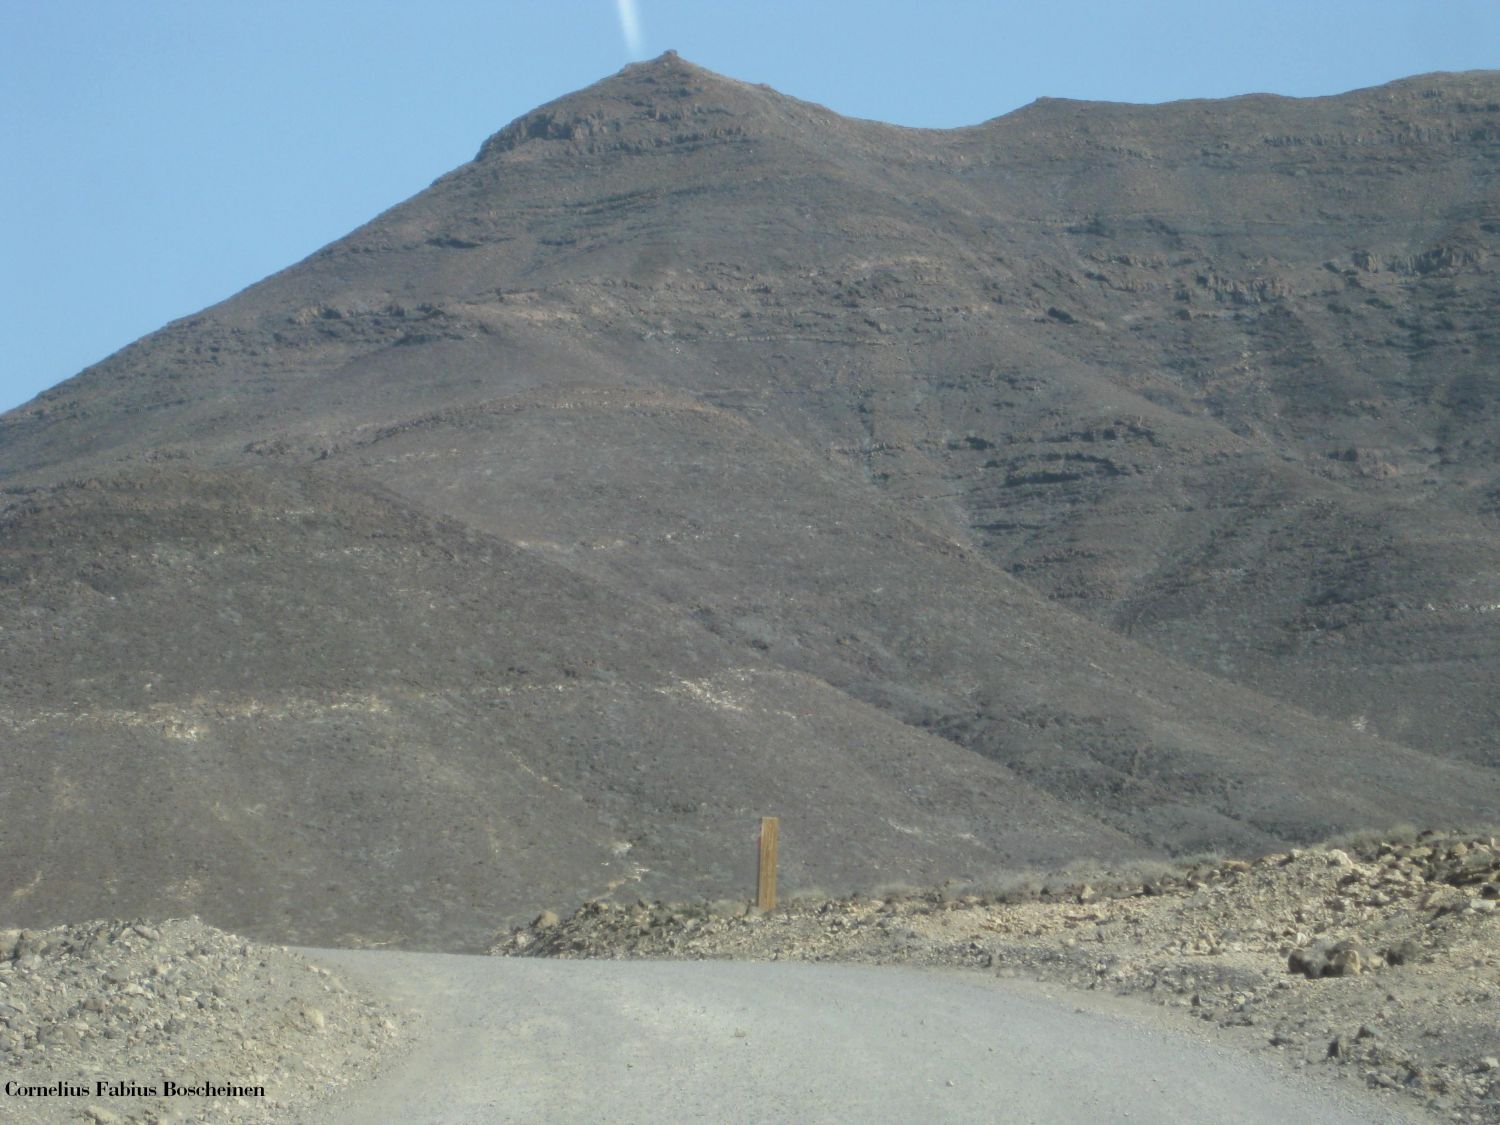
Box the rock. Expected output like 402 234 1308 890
13 936 47 960
1288 939 1366 979
43 1024 82 1048
1480 1057 1500 1072
1326 944 1366 976
1287 947 1318 977
1423 886 1465 913
299 1005 327 1032
1326 849 1355 868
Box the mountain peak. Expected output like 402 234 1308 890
623 48 691 73
473 53 810 163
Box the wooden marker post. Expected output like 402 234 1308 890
756 816 779 910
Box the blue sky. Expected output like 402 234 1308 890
3 1 1497 414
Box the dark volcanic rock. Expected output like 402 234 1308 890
2 55 1498 948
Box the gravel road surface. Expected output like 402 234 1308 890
295 951 1426 1124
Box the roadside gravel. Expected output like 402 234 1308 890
500 831 1500 1123
0 917 401 1125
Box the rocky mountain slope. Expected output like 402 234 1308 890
2 54 1497 949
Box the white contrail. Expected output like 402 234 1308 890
615 0 643 56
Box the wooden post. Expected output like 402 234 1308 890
757 816 779 911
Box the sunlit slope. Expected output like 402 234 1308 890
3 56 1498 946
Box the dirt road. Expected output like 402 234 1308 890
296 951 1425 1124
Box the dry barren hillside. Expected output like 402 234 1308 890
2 54 1497 949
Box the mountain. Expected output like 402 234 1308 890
3 54 1498 950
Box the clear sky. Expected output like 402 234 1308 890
3 0 1497 414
